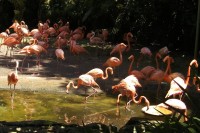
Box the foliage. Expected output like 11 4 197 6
0 0 198 52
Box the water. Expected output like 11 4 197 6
0 89 160 128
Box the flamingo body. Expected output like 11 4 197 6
55 48 65 60
8 60 19 90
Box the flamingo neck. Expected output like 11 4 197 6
185 59 198 85
119 50 123 65
102 67 109 80
66 81 78 93
155 53 161 69
132 96 150 110
164 57 171 75
128 57 134 75
15 61 19 75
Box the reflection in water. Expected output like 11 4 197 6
0 90 161 128
10 90 15 110
64 113 77 124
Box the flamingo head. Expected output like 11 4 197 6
128 55 134 60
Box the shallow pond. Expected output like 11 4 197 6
0 89 164 128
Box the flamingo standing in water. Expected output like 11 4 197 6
8 60 19 90
8 60 19 109
157 98 188 122
112 75 150 110
66 74 100 101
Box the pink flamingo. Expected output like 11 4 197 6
157 98 188 122
66 74 100 101
123 32 134 52
137 47 152 67
110 43 127 55
8 60 19 90
19 38 47 74
112 75 149 110
103 47 123 69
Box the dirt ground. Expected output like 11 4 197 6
0 43 125 94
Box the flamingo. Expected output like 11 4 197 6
9 20 20 33
54 36 68 48
128 55 146 80
69 39 89 55
110 43 127 55
122 75 142 88
123 32 134 52
46 23 59 37
19 38 47 74
158 46 169 58
146 53 172 98
137 47 152 67
42 19 50 31
89 31 104 44
157 98 188 122
86 67 113 80
140 52 162 78
89 31 104 56
55 48 65 61
58 20 70 33
66 74 100 101
103 46 123 69
55 41 65 71
112 75 149 110
165 59 198 99
2 36 22 56
99 29 109 42
8 60 19 90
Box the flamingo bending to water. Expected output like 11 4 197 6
157 98 188 122
66 74 100 101
112 75 150 110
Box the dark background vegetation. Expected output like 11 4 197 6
0 0 198 55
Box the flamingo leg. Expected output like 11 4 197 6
34 55 40 75
85 88 97 101
156 82 161 103
21 55 28 72
137 54 143 68
117 94 122 106
5 46 9 56
11 90 15 109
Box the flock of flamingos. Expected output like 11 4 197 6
1 19 200 122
